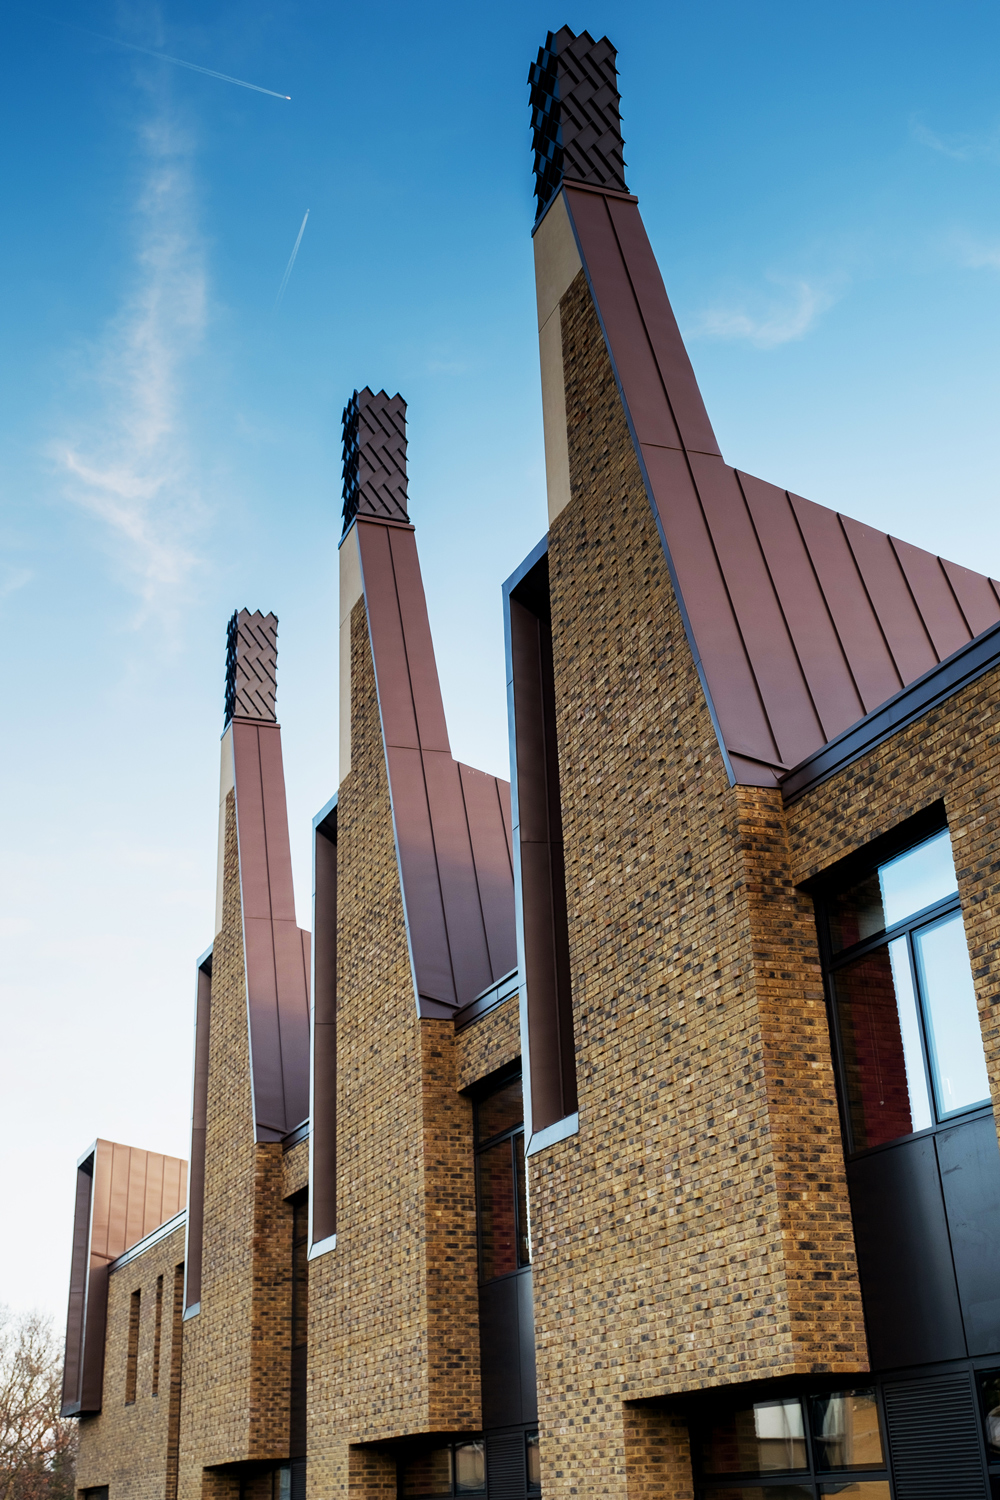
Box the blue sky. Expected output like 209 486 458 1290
4 0 1000 1321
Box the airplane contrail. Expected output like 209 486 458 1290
34 14 291 99
275 211 310 310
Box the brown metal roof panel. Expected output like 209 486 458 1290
564 188 683 450
90 1140 113 1260
141 1151 163 1241
231 723 272 922
108 1142 133 1261
386 526 451 754
255 725 297 923
459 764 517 984
642 442 781 767
385 743 456 1009
789 492 903 713
272 918 311 1128
243 911 284 1133
940 557 1000 638
739 471 865 742
605 195 721 457
690 455 823 767
422 750 494 1005
840 514 938 684
355 521 422 751
889 537 973 662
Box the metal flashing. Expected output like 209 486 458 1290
781 617 1000 802
454 968 519 1032
526 1112 579 1157
308 1233 337 1261
109 1208 187 1273
282 1119 310 1151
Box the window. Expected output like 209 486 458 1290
526 1431 541 1492
694 1388 889 1498
125 1289 140 1405
475 1074 530 1281
152 1274 163 1396
819 827 989 1153
399 1442 486 1498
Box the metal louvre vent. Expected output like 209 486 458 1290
486 1434 525 1500
883 1374 987 1499
527 25 628 221
341 387 408 534
224 609 278 725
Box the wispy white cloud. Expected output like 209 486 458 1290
55 110 208 622
687 276 841 349
911 117 1000 161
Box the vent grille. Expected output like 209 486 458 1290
883 1373 987 1499
487 1434 525 1500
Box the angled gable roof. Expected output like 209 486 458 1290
531 28 1000 787
340 390 517 1016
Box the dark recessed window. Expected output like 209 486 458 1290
978 1370 1000 1462
475 1075 529 1281
400 1442 485 1498
693 1388 889 1498
818 827 989 1153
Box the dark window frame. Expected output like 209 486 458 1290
690 1383 892 1497
472 1068 530 1284
810 814 989 1159
396 1437 487 1500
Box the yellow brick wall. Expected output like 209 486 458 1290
178 792 294 1498
455 994 520 1091
306 598 481 1500
522 270 867 1500
75 1226 185 1500
283 1138 309 1199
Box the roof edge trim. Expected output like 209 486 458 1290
108 1208 187 1273
781 617 1000 802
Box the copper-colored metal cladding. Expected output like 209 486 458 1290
528 27 628 221
530 32 1000 784
61 1141 187 1416
231 718 311 1139
341 387 409 533
354 516 516 1013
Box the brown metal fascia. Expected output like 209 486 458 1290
231 720 310 1139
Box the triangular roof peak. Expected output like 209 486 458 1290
530 31 1000 785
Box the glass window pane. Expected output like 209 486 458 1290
454 1442 485 1494
476 1078 523 1144
702 1399 807 1474
526 1432 540 1490
819 1485 891 1498
879 829 957 930
828 829 957 953
515 1132 530 1267
834 942 932 1150
477 1139 518 1280
401 1449 452 1497
914 911 990 1119
810 1389 885 1470
979 1371 1000 1459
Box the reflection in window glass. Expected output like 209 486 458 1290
914 912 990 1118
477 1139 518 1280
703 1488 812 1500
979 1371 1000 1458
401 1448 453 1497
810 1389 884 1470
454 1442 485 1494
526 1432 541 1490
476 1078 523 1143
819 1485 891 1498
702 1399 807 1475
833 945 931 1150
879 830 957 931
828 829 957 953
